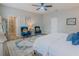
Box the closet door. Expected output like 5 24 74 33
8 16 16 40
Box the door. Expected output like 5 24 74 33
50 17 58 33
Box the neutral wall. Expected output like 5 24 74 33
0 5 44 36
1 4 79 35
43 8 79 34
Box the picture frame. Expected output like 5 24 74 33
66 18 76 25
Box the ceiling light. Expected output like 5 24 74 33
39 7 46 11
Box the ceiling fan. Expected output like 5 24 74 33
32 3 52 11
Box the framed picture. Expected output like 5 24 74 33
66 18 76 25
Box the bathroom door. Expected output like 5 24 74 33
50 17 58 33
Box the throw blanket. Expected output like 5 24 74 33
15 39 33 50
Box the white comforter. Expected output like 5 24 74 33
33 33 79 56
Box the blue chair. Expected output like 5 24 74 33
21 27 31 37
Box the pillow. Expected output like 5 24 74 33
72 34 79 45
72 39 79 45
67 33 76 41
67 32 79 45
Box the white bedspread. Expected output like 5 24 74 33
33 33 79 56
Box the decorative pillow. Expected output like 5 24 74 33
72 33 79 45
77 32 79 36
67 33 76 41
67 32 79 45
72 39 79 45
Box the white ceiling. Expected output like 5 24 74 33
1 3 79 14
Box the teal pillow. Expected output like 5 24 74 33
67 33 76 41
72 33 79 45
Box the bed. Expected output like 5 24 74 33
7 38 34 56
33 33 79 56
6 35 45 56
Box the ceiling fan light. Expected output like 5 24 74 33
39 7 46 11
40 7 44 10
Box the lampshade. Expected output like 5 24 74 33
28 22 33 30
21 24 28 27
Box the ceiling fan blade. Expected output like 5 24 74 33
36 8 40 10
45 9 47 11
45 5 52 7
44 8 47 11
32 3 52 11
32 5 41 7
